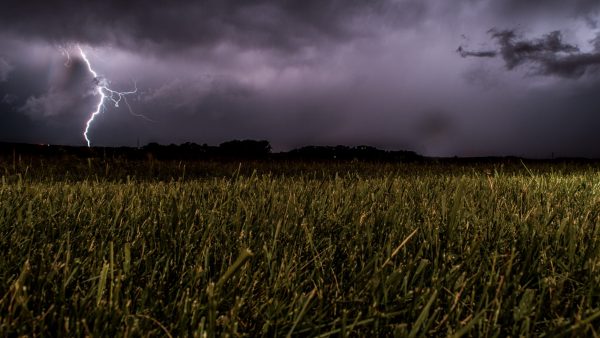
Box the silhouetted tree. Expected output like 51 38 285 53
219 140 272 158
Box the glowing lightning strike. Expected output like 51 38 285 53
76 45 148 147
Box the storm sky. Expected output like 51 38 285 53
2 0 600 157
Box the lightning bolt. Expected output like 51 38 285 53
76 45 149 147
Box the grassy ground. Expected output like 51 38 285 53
1 159 600 336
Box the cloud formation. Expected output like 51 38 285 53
457 46 497 58
18 57 95 118
0 57 13 82
460 29 600 78
3 0 600 156
0 0 428 55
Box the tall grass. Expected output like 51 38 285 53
1 162 599 336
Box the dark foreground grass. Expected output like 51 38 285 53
1 162 600 336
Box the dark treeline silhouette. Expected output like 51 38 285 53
0 140 422 162
285 145 421 162
143 140 272 160
1 140 597 164
145 140 273 160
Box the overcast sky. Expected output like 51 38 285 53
1 0 600 156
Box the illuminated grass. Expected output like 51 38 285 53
1 162 599 336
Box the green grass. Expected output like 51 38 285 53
1 160 600 336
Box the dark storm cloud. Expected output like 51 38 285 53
491 30 579 69
0 0 427 54
460 30 600 78
457 47 497 58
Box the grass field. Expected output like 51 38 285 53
1 159 600 336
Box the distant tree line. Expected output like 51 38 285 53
0 139 422 162
143 140 272 160
286 145 421 162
